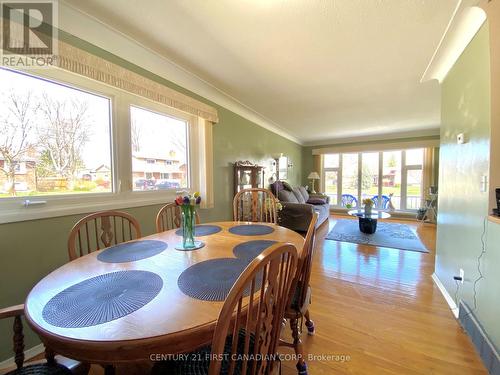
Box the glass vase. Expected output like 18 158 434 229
181 205 196 249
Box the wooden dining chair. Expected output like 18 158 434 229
280 213 318 375
155 203 200 233
233 188 278 224
67 210 142 261
0 304 89 375
152 242 298 375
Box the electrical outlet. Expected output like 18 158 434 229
459 268 465 284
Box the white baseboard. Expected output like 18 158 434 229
0 344 44 370
432 273 459 318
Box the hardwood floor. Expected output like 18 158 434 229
83 216 485 374
280 216 486 375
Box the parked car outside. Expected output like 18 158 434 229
134 179 156 190
155 180 181 190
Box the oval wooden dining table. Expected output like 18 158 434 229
25 221 305 365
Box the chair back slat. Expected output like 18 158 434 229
209 243 298 375
291 213 318 310
155 203 200 233
68 210 142 260
93 220 99 251
233 188 277 224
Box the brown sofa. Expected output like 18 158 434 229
270 181 330 232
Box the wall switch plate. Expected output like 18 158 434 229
460 268 465 284
480 175 488 193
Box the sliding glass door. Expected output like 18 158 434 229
361 152 379 204
322 148 424 211
382 151 402 210
404 149 424 209
324 154 340 206
341 153 359 206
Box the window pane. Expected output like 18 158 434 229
382 151 402 209
131 106 188 191
324 154 339 168
324 171 338 205
0 69 112 198
406 169 423 209
341 153 359 207
406 148 423 166
361 152 379 205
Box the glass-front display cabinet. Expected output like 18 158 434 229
233 161 265 196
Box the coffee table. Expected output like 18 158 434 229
347 209 391 234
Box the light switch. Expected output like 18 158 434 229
480 175 488 192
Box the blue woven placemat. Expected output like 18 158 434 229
97 240 167 263
42 270 163 328
233 240 277 262
175 225 222 237
228 224 274 236
178 258 252 301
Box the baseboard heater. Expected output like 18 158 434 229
458 301 500 374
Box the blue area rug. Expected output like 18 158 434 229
326 219 428 253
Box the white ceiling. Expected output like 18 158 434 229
63 0 459 145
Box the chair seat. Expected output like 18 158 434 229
6 363 72 375
152 330 257 375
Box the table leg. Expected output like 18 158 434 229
359 218 377 234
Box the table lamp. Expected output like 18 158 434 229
307 171 320 194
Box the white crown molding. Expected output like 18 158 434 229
421 0 487 84
303 128 440 147
58 1 302 145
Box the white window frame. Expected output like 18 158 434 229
323 149 424 212
0 67 199 224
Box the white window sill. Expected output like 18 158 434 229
0 192 179 224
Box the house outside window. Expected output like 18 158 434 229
131 106 189 192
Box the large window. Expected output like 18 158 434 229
382 151 402 209
130 106 189 192
0 69 112 197
323 148 424 211
341 153 359 202
0 67 202 223
324 154 339 206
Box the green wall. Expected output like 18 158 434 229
0 33 302 362
435 24 500 349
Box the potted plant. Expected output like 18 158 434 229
175 192 202 249
417 207 426 220
363 198 374 216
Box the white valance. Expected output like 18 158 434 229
312 138 440 155
56 41 219 123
